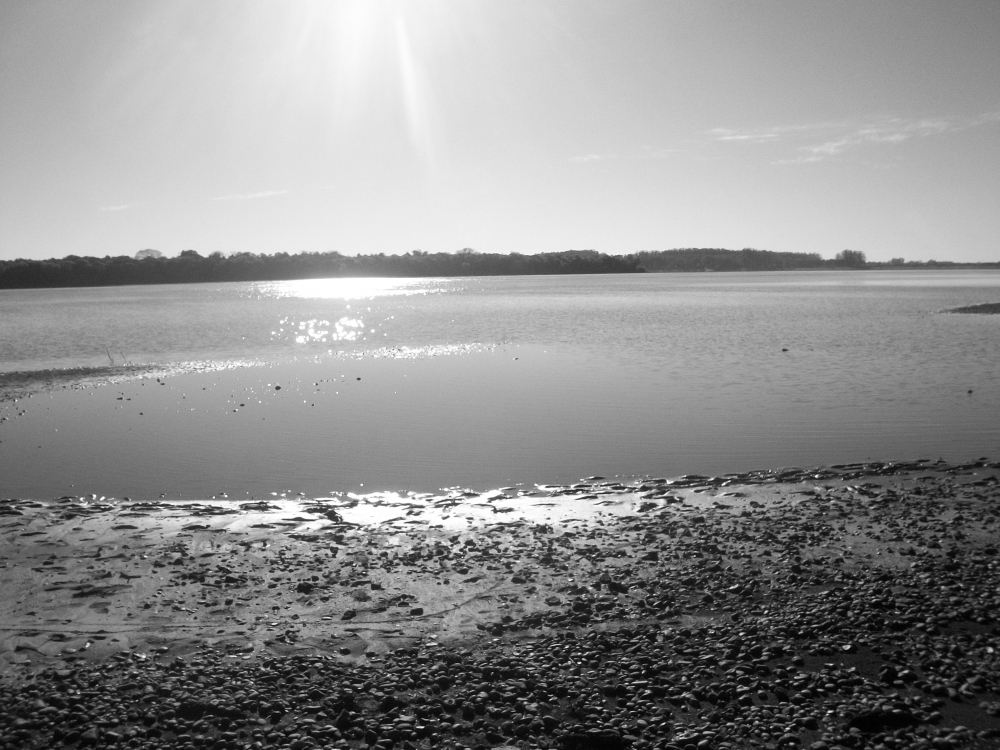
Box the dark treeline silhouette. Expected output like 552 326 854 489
0 248 643 289
636 247 827 272
4 246 992 289
639 248 1000 271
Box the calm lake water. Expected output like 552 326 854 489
1 270 999 500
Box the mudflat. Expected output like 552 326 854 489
2 459 999 749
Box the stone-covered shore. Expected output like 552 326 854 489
2 459 999 750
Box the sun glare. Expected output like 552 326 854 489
284 0 449 169
257 277 440 300
394 14 433 166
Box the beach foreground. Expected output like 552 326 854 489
2 460 999 749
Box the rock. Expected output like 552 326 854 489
848 710 918 733
562 730 629 750
79 726 100 744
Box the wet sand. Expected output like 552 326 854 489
2 459 1000 749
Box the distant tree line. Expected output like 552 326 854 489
869 256 1000 269
636 248 999 271
4 246 991 290
0 248 643 289
833 249 867 268
636 247 828 272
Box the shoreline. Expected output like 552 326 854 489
2 458 1000 748
0 360 267 404
0 343 504 403
3 260 999 293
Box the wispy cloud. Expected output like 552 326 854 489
571 113 998 167
571 153 610 163
212 189 289 201
710 130 782 144
570 147 682 163
711 112 1000 164
99 202 138 212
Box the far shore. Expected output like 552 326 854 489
3 247 998 291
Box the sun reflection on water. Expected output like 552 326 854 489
255 277 441 300
273 315 373 344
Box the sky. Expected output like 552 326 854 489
1 1 998 263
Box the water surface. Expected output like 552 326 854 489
1 271 998 499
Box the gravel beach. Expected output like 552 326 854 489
2 459 999 750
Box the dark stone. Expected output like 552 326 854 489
561 729 630 750
79 727 100 745
848 710 918 734
334 709 353 729
381 695 404 711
